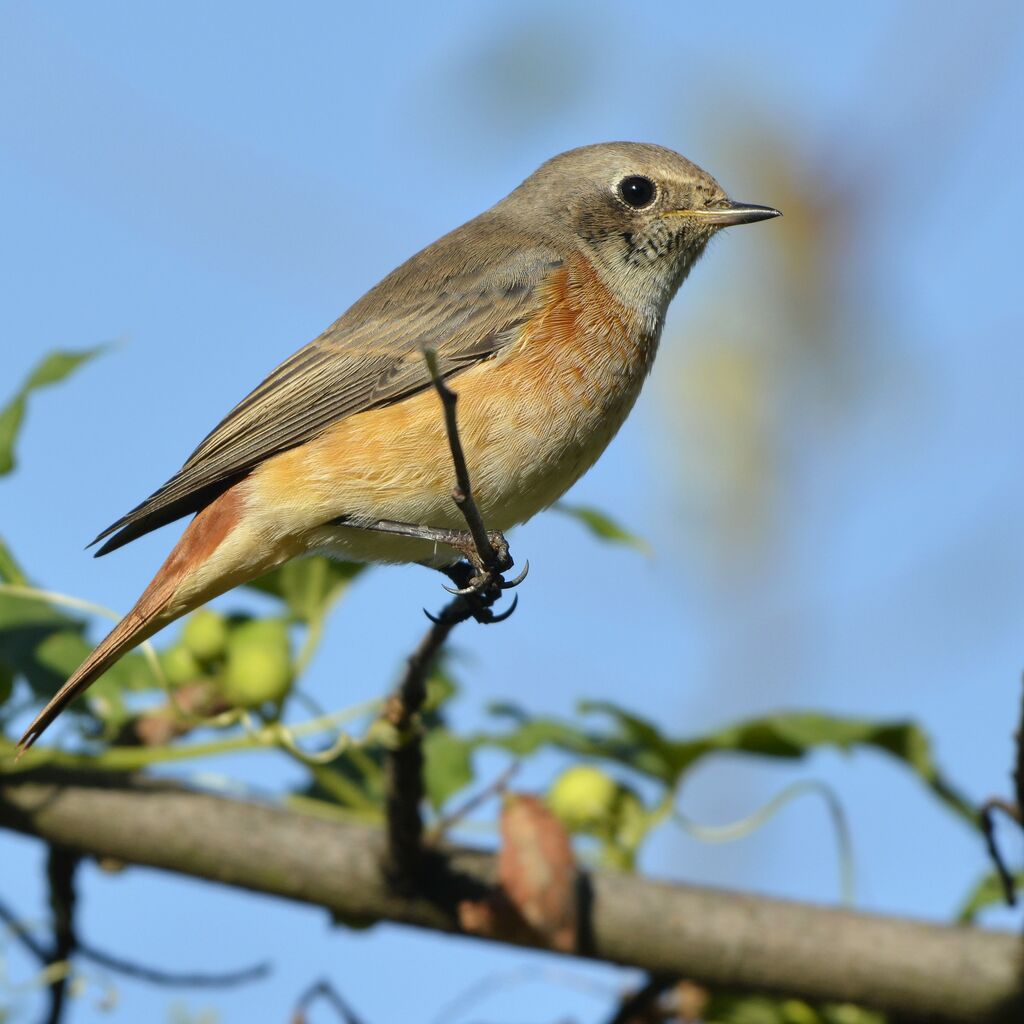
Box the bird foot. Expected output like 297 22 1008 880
438 552 527 624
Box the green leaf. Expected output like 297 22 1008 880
245 556 364 625
701 992 884 1024
554 502 650 554
0 537 29 585
957 869 1024 923
476 702 975 830
0 590 155 713
423 729 475 810
0 591 88 698
0 346 106 476
0 664 13 706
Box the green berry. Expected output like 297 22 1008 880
221 618 293 708
548 765 619 832
159 645 202 686
180 609 229 663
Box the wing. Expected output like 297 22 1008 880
93 216 562 555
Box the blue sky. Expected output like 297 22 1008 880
2 2 1023 1021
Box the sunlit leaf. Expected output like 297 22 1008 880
0 537 28 585
0 346 106 476
0 591 155 713
245 556 364 625
424 729 475 810
477 702 975 829
0 591 87 698
554 502 650 554
956 869 1024 923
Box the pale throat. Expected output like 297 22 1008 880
581 230 708 342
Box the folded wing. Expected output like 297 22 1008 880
92 218 562 555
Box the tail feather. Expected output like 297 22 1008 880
17 484 247 754
17 597 173 753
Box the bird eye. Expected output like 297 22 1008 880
617 175 656 209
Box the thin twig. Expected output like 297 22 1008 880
44 845 80 1024
0 890 268 991
421 347 508 574
383 350 521 888
978 679 1024 907
384 604 463 886
0 893 50 963
604 974 677 1024
292 979 367 1024
428 761 519 842
980 799 1021 908
1014 678 1024 833
76 943 270 988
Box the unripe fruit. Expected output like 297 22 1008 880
180 609 229 663
159 645 202 686
548 765 618 831
221 618 293 708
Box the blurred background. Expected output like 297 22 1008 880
2 1 1023 1020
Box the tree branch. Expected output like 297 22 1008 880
1 771 1021 1024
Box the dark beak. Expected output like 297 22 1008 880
698 200 782 227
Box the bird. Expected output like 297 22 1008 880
18 141 780 751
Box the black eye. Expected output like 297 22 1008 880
617 175 656 209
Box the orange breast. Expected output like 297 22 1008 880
253 252 659 550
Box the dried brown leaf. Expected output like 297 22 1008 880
498 793 577 952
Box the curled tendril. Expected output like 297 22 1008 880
674 778 855 905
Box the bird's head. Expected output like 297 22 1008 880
505 142 780 315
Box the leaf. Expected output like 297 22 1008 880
477 702 975 829
498 793 577 952
0 347 106 476
0 591 155 714
0 591 88 698
423 729 475 810
957 869 1024 923
245 557 364 625
0 537 28 585
553 502 650 554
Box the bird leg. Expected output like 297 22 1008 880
338 518 526 623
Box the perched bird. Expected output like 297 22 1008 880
19 142 779 750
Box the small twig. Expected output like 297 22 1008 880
421 347 508 575
1014 678 1024 830
383 351 522 888
978 679 1024 908
384 607 462 886
980 798 1021 908
76 943 270 988
44 845 80 1024
604 973 677 1024
0 893 50 963
292 979 367 1024
428 761 519 842
0 891 268 992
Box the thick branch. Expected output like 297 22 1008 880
1 772 1021 1024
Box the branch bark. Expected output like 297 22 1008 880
2 771 1021 1024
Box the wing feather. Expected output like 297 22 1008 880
93 216 561 555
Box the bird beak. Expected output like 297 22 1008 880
687 200 782 227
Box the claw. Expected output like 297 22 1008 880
423 607 444 624
484 593 519 624
500 560 530 590
442 578 486 597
